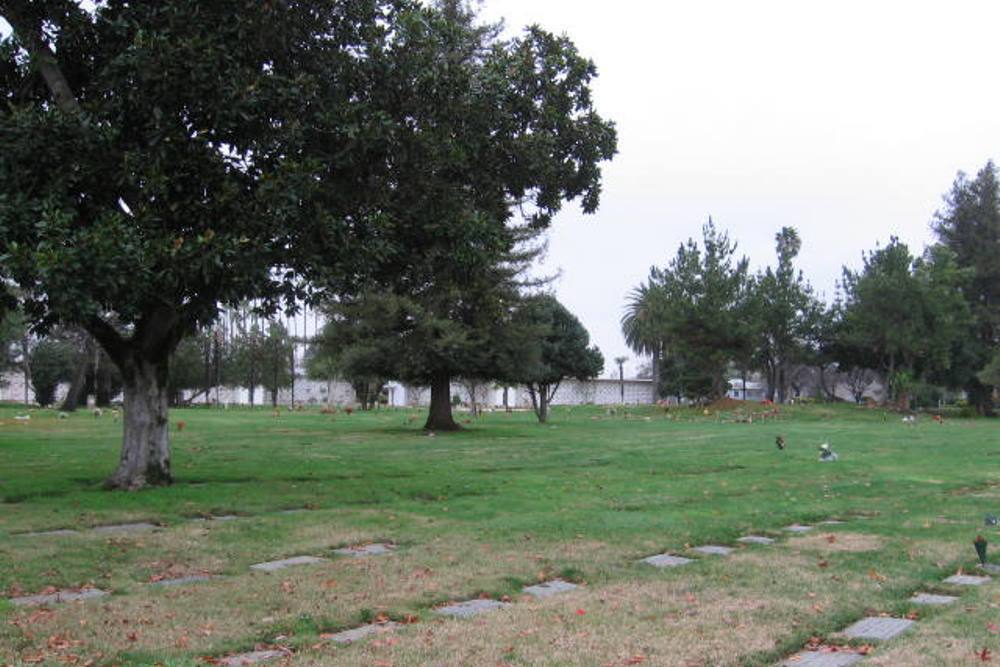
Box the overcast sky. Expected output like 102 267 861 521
4 2 999 377
480 0 1000 377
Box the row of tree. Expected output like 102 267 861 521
305 292 604 427
0 316 298 408
622 163 999 414
0 0 617 487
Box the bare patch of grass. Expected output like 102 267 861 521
791 532 886 553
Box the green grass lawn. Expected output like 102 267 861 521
0 402 997 666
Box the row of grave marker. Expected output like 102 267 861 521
9 514 995 666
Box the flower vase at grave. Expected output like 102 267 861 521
974 535 988 565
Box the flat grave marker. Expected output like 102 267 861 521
250 556 326 572
333 543 395 557
781 651 864 667
92 522 158 534
435 599 509 618
738 535 775 545
783 524 814 533
217 650 286 666
692 545 733 556
641 553 693 568
842 616 915 641
943 574 991 586
978 563 1000 575
523 579 579 598
910 593 958 606
150 575 213 587
11 588 108 607
323 622 399 644
19 529 79 537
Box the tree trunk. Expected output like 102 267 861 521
969 380 996 417
105 355 172 490
60 355 88 411
539 387 549 423
424 372 459 431
651 346 661 400
765 365 777 402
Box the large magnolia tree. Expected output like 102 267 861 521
0 0 438 488
0 0 616 486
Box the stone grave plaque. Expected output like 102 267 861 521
738 535 775 545
781 651 864 666
434 599 509 618
11 588 108 607
250 556 325 572
910 593 957 606
943 574 991 586
842 616 915 641
783 524 814 533
93 522 158 534
523 579 578 598
20 529 79 537
218 650 285 666
333 543 395 557
324 622 399 644
692 545 733 556
641 554 693 568
151 575 213 587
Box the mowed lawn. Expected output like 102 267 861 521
0 403 998 666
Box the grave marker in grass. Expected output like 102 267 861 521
10 588 108 607
217 649 287 666
641 554 693 568
333 543 395 557
435 599 510 618
523 580 579 598
692 545 733 556
943 574 991 586
781 651 864 667
842 616 915 641
250 556 326 572
323 622 399 644
911 593 957 605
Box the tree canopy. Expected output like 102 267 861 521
0 0 616 484
500 294 603 423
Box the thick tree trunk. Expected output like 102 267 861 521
424 372 459 431
969 381 996 417
105 355 172 490
60 355 88 412
651 346 661 400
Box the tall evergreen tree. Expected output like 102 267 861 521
838 239 969 408
751 227 824 402
932 162 1000 415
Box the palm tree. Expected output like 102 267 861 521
621 277 665 398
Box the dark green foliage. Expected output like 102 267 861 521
229 321 292 407
643 220 750 403
501 295 603 423
748 227 825 402
28 336 75 406
837 238 969 408
932 161 1000 414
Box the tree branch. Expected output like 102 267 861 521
0 2 84 117
85 316 128 368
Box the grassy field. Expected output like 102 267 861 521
0 401 998 666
